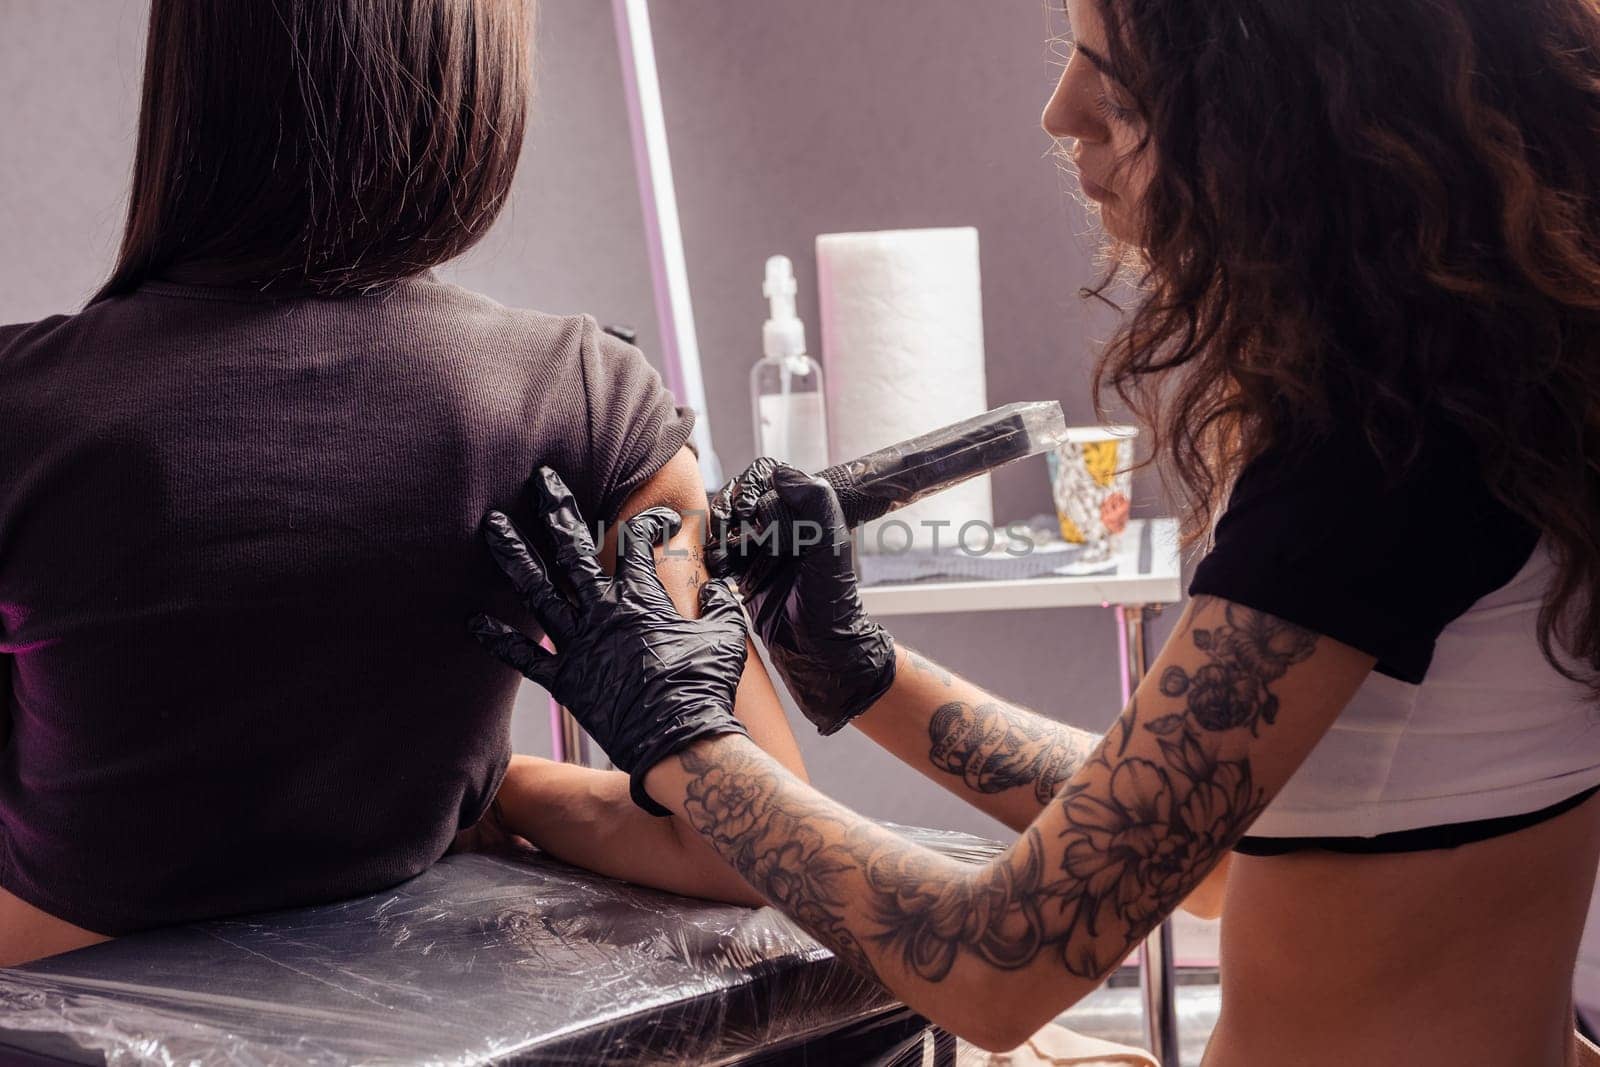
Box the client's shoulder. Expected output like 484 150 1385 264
399 274 598 354
0 310 81 370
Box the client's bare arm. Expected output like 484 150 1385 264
477 448 803 905
475 755 762 904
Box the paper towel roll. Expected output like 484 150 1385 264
816 227 992 553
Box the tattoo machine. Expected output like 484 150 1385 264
714 400 1070 553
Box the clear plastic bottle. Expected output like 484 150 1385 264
751 255 829 472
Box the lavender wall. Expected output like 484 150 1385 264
0 0 1176 839
643 0 1176 836
0 1 146 316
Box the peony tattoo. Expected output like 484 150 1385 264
1154 601 1317 735
674 600 1317 988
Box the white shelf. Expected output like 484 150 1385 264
858 518 1182 617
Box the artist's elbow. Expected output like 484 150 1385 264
945 1008 1051 1055
952 1017 1036 1055
935 980 1085 1053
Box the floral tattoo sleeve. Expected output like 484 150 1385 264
674 599 1319 986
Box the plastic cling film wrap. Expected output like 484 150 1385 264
0 824 1003 1066
816 401 1068 528
712 402 1068 561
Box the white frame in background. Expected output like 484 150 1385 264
607 8 1182 1061
610 0 722 488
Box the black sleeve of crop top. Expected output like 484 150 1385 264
1187 419 1540 683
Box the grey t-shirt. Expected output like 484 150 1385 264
0 272 694 934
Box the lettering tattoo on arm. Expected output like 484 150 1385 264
677 547 707 595
927 701 1096 804
675 601 1318 986
650 543 706 596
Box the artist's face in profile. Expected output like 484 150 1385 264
1043 0 1151 246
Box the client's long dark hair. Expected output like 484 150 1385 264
94 0 531 300
1087 0 1600 691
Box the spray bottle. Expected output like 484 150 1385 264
751 255 829 472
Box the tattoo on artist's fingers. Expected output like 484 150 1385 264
533 467 607 607
467 613 559 687
482 511 578 641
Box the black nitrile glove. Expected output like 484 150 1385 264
469 467 751 815
710 460 896 736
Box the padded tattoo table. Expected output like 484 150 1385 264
0 826 1000 1066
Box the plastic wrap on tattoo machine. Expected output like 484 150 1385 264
713 401 1069 556
0 824 1001 1066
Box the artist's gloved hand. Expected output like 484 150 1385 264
469 468 750 815
709 459 896 736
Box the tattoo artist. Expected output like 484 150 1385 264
470 1 1600 1062
474 464 1349 1055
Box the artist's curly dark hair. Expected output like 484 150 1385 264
1087 0 1600 691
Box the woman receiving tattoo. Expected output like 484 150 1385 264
471 1 1600 1063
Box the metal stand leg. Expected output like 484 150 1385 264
1140 909 1181 1065
1117 604 1181 1066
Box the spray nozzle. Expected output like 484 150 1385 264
764 255 799 319
762 254 806 360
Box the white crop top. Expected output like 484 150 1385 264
1188 417 1599 848
1246 538 1600 839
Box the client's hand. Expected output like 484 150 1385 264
468 467 751 815
709 459 895 735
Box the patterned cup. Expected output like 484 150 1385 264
1047 426 1138 564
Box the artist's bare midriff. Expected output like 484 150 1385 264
1205 789 1600 1067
